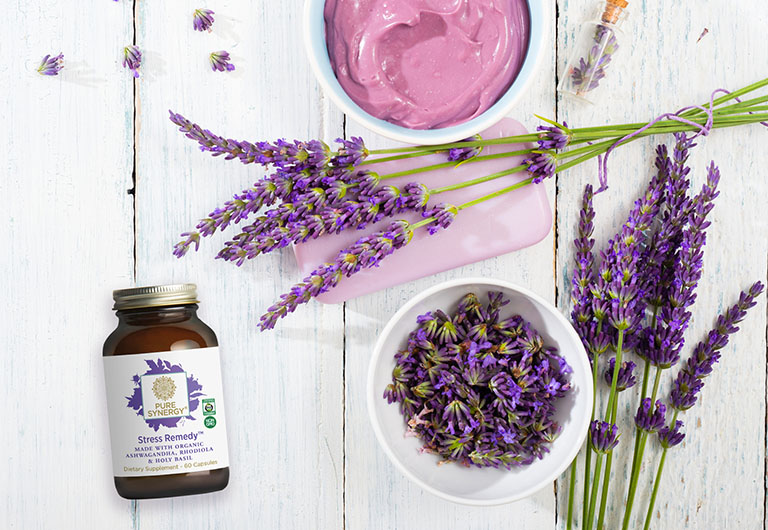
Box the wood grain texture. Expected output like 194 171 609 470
132 1 344 529
1 0 766 529
0 1 136 528
554 2 768 529
342 2 559 528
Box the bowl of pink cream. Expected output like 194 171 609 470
303 0 546 145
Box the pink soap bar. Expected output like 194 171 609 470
293 118 552 303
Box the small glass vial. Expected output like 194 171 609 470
103 284 230 499
558 0 629 103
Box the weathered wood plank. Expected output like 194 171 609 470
342 2 559 527
0 1 136 528
133 1 344 528
554 2 768 529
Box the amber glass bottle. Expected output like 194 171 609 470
103 284 230 499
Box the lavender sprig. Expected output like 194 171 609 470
604 359 636 392
193 8 215 32
634 399 666 433
536 119 571 150
638 138 691 310
580 137 680 530
571 184 596 343
524 151 557 183
172 178 285 258
657 420 685 449
122 45 141 78
210 50 235 72
168 112 365 172
448 135 483 162
213 180 426 264
259 220 413 330
645 159 720 369
37 53 64 76
589 421 619 454
641 284 763 530
168 80 768 339
422 203 457 235
670 281 765 411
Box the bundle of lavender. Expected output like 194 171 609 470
564 134 764 530
170 77 768 330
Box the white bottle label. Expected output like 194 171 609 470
103 347 230 477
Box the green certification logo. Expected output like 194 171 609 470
203 398 216 416
204 416 217 429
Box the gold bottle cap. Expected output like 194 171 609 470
113 284 199 310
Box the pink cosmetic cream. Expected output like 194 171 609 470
324 0 530 130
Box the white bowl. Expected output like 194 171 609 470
303 1 548 145
367 277 593 505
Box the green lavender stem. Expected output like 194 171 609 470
585 454 604 530
643 448 667 530
604 331 625 423
369 108 768 198
623 431 649 529
583 321 604 523
567 463 577 530
410 176 536 231
431 166 525 194
596 452 614 530
621 365 664 529
594 330 625 530
365 109 768 157
362 77 768 157
582 347 599 523
642 410 680 530
370 149 531 172
582 434 594 526
621 309 659 529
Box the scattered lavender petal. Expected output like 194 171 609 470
37 53 64 76
210 50 235 72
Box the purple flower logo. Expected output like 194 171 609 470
126 358 205 431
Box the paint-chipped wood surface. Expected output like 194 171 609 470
1 1 765 528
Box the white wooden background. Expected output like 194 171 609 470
2 1 766 528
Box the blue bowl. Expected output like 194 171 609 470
303 0 547 145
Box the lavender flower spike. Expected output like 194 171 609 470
193 8 215 32
448 135 483 162
670 281 765 410
122 45 141 78
210 50 235 72
647 159 720 369
422 203 458 235
536 119 571 150
332 137 368 168
604 358 636 391
638 139 688 310
571 184 596 339
524 151 557 184
634 398 666 433
259 221 413 330
589 420 619 454
172 178 280 258
37 53 64 76
658 420 685 449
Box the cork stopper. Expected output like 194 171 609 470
602 0 628 24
